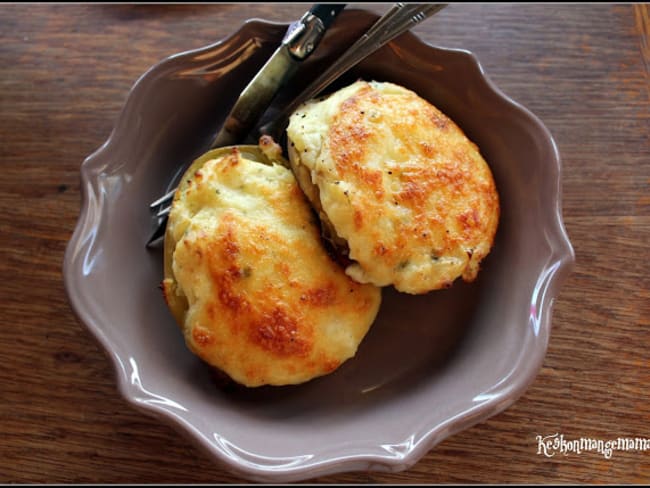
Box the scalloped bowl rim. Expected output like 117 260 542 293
63 12 575 483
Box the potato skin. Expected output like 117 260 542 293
287 81 500 294
162 145 381 387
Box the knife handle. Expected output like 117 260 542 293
285 4 346 60
309 4 346 30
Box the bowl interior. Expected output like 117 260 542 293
64 9 573 481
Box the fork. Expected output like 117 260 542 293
146 3 447 247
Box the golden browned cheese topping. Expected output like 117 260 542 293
287 81 500 294
162 147 381 387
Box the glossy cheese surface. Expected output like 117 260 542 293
162 146 381 387
287 81 500 294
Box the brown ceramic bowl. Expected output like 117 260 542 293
63 9 575 483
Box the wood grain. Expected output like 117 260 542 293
1 3 648 484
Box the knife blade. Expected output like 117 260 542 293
211 4 346 148
145 5 345 248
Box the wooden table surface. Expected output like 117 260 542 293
1 3 649 484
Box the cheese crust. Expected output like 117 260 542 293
287 81 500 294
162 144 381 387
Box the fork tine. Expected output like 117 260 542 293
149 188 176 210
156 205 171 219
145 215 168 248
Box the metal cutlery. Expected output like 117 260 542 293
147 3 447 247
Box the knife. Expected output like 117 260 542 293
211 4 346 148
145 4 346 247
